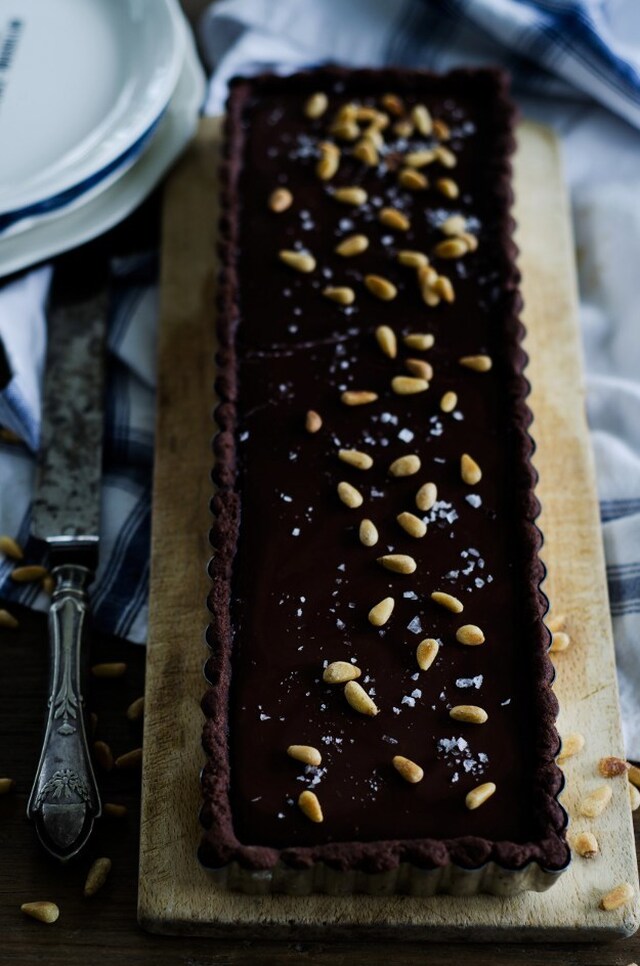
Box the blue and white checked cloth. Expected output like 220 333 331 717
3 0 640 749
0 254 157 644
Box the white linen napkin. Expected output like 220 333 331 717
2 0 640 756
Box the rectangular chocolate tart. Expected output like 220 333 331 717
201 67 569 896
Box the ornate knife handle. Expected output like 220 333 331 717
27 563 101 861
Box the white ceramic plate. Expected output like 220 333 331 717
0 20 205 278
0 0 185 216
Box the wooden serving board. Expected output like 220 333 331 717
138 117 640 941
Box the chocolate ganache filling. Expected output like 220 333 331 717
201 67 568 875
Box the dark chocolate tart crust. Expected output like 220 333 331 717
201 67 569 889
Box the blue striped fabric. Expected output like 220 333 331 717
0 255 156 644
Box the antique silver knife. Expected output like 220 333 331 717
27 288 107 861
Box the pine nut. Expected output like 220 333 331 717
437 177 459 198
389 454 421 477
287 745 322 767
392 755 424 783
456 624 485 646
417 263 438 289
547 613 567 633
305 410 322 433
416 482 437 512
84 857 112 898
126 697 145 722
628 763 640 787
365 275 397 301
304 92 328 119
550 631 570 653
362 124 383 148
403 332 434 351
115 748 143 770
433 118 451 141
341 390 378 406
459 354 492 372
391 376 428 395
598 756 629 778
579 785 613 818
411 104 433 136
93 740 114 771
375 325 397 358
0 778 14 795
335 103 357 124
600 883 634 911
10 565 48 583
433 275 455 303
339 449 373 470
335 234 369 257
405 149 436 168
449 705 488 724
330 120 359 141
355 106 385 124
572 831 599 859
440 391 458 413
431 591 463 613
397 250 429 268
461 232 479 251
353 137 379 166
629 783 640 810
91 662 127 679
393 119 414 138
333 186 367 206
316 145 340 180
434 238 468 259
397 512 426 538
0 609 18 629
337 481 363 508
398 168 428 190
0 535 23 560
298 789 323 822
344 680 379 715
381 93 404 116
377 554 416 575
461 453 482 485
323 286 355 305
405 358 433 381
359 519 379 547
268 188 293 213
103 802 127 819
323 661 361 684
418 271 440 308
379 207 410 231
368 597 395 627
465 782 496 810
557 732 585 762
279 250 316 273
416 638 439 671
441 215 467 236
434 145 456 168
42 574 55 595
21 901 59 924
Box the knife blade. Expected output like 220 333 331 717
27 285 107 861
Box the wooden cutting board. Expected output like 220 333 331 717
137 117 640 941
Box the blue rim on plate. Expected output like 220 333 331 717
0 111 165 235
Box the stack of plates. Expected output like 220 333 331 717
0 0 206 277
